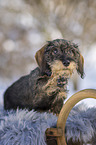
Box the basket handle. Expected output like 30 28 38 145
57 89 96 145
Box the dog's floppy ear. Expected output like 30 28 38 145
35 44 49 75
35 44 46 68
77 53 84 78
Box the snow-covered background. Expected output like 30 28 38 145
0 0 96 109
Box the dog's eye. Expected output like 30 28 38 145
53 49 58 54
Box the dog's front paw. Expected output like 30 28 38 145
57 76 67 87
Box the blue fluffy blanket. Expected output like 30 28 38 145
0 104 96 145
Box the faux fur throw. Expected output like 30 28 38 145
0 104 96 145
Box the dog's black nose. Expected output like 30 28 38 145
63 60 70 67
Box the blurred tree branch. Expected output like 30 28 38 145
0 0 96 81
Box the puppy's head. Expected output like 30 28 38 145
35 39 84 78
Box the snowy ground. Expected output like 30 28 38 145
0 46 96 108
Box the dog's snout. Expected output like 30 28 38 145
63 60 70 67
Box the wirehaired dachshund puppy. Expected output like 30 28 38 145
4 39 84 114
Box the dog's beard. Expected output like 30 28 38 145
42 60 77 96
50 60 77 78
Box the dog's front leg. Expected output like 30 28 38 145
49 76 68 114
42 76 60 96
49 91 66 114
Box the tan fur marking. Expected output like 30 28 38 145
43 60 77 96
51 60 76 76
58 92 67 99
42 75 59 96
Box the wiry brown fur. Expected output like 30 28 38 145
4 39 84 114
42 60 77 113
